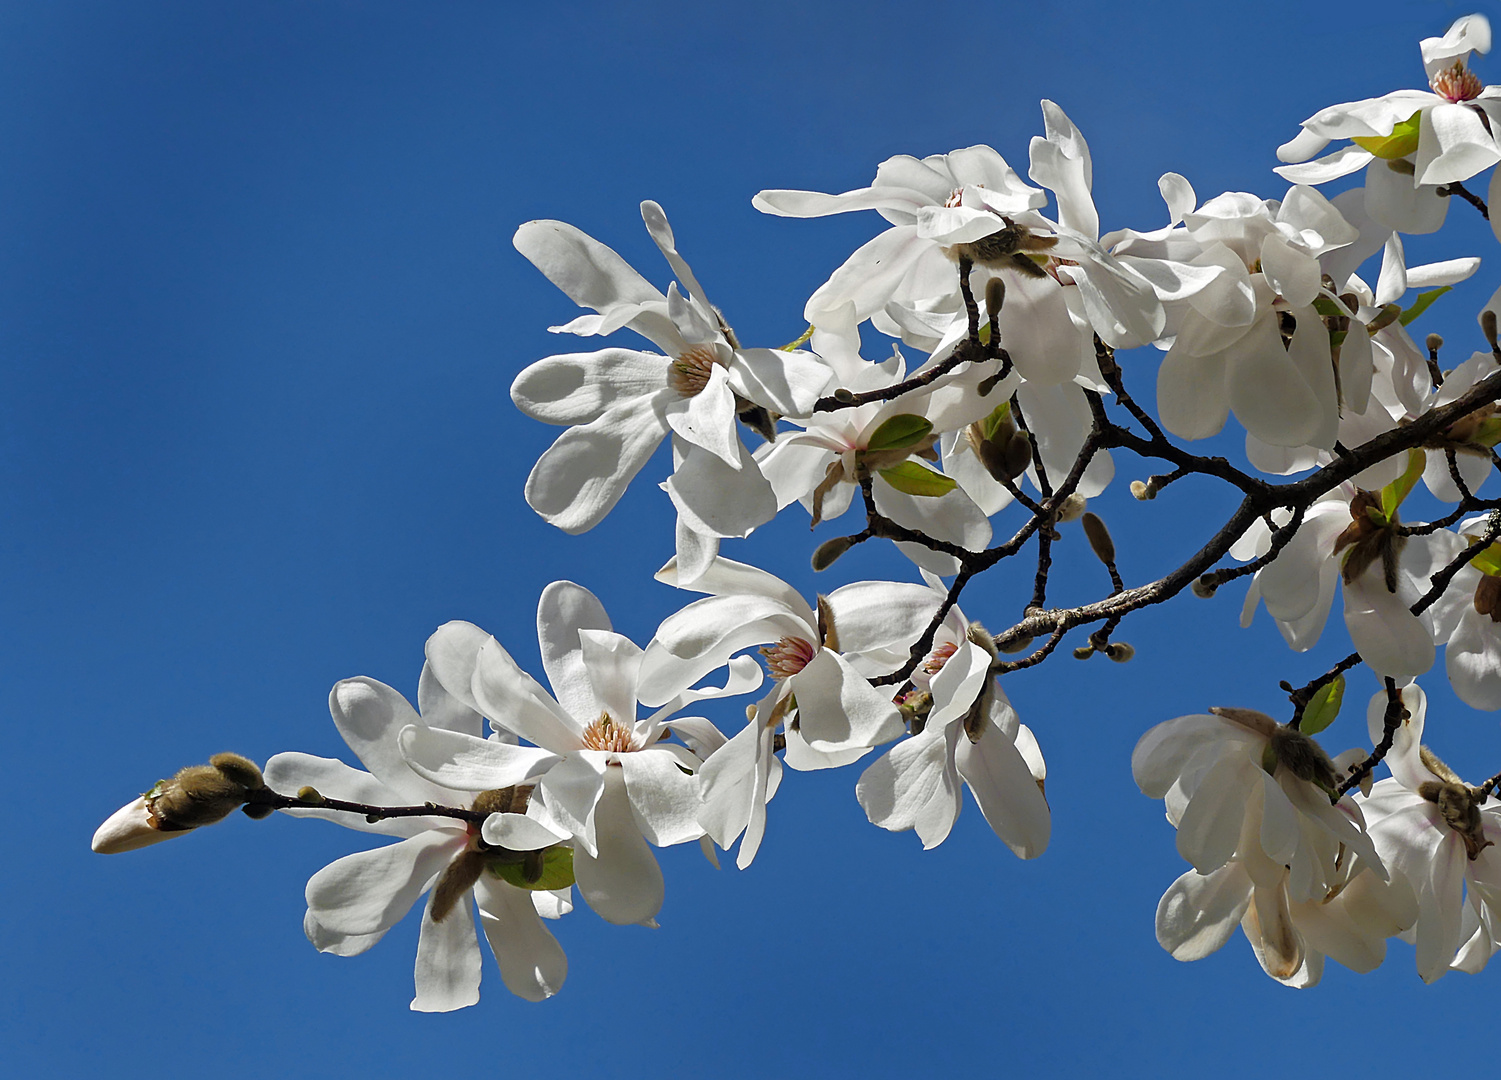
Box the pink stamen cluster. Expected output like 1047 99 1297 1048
669 345 722 397
1432 60 1484 103
581 712 636 753
922 640 959 674
760 635 817 679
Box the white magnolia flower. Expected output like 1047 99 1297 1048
1277 15 1501 192
512 201 830 541
1431 515 1501 708
1237 474 1452 678
265 667 569 1011
854 589 1049 856
1356 684 1501 980
640 557 943 866
408 580 762 926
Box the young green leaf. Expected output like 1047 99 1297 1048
1352 110 1421 159
1470 542 1501 577
878 461 957 497
1398 286 1452 327
489 846 575 891
979 400 1012 443
1300 675 1345 736
1380 448 1427 519
865 414 934 452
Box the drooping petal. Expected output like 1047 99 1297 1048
955 715 1051 859
619 748 705 847
788 649 906 752
473 876 568 1001
856 725 962 849
1155 863 1253 961
572 766 664 925
411 891 482 1013
305 828 467 936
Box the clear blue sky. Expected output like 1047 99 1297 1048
3 2 1497 1077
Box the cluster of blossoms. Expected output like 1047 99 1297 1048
93 14 1501 1006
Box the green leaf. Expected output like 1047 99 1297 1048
1398 286 1452 327
1352 111 1422 160
1312 295 1347 319
865 414 934 452
979 400 1012 442
1471 542 1501 577
488 846 575 891
878 461 957 497
1328 329 1348 348
1380 448 1426 519
1300 675 1345 736
1472 417 1501 448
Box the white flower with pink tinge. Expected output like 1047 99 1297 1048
639 556 944 868
854 586 1049 857
1277 15 1501 195
264 663 570 1012
403 580 762 927
511 201 831 562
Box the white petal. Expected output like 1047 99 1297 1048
572 767 664 925
856 726 962 849
400 726 562 792
411 891 482 1012
955 717 1051 859
1155 863 1253 961
620 748 705 847
789 649 905 752
473 876 568 1001
536 580 612 721
329 677 452 805
306 829 466 936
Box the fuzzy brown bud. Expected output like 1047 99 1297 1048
1080 512 1116 565
1426 332 1444 354
984 276 1006 322
1072 645 1095 660
832 388 856 403
812 535 856 571
1104 641 1135 662
1191 576 1218 598
1129 479 1150 500
1484 309 1499 350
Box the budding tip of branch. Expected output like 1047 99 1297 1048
1104 641 1135 662
1056 493 1087 523
811 535 855 571
1426 332 1444 353
1483 309 1499 350
1191 577 1217 598
984 276 1006 321
832 388 856 403
1129 480 1149 500
1080 511 1116 565
1072 645 1095 660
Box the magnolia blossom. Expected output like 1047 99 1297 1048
1431 514 1501 708
1135 706 1408 986
406 581 762 926
640 557 942 866
1236 474 1455 678
1356 684 1501 979
1277 15 1501 194
855 588 1049 856
265 668 570 1011
511 201 830 546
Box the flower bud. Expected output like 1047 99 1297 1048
1104 641 1135 662
296 786 325 804
1191 576 1217 598
997 633 1033 654
92 753 267 854
1426 333 1444 354
812 535 855 571
1129 480 1150 500
1483 309 1499 350
1072 645 1095 660
1080 512 1116 565
1055 493 1087 523
91 796 178 854
832 388 856 403
984 276 1006 322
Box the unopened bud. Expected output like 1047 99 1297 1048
812 535 856 571
1483 309 1499 350
1129 479 1150 500
1192 576 1218 598
1080 512 1116 564
1426 333 1444 354
1072 645 1095 660
966 622 998 659
1104 641 1135 662
1368 304 1402 333
92 752 266 854
832 388 856 403
984 276 1006 322
241 802 275 820
296 786 325 804
1056 493 1087 523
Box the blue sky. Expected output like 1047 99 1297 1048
4 2 1498 1077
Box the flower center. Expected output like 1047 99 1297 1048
922 640 958 674
760 636 817 679
581 712 635 753
669 345 723 397
1431 60 1483 103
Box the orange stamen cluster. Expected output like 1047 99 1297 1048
1432 60 1484 102
581 712 636 753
